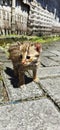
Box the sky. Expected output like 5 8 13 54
37 0 59 18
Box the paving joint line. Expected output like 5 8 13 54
1 70 46 105
38 82 60 112
39 75 60 80
0 94 46 106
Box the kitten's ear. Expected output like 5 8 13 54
35 43 42 53
16 41 21 50
17 41 21 45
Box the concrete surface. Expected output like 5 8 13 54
0 41 60 129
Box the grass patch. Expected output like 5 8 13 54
0 35 60 49
29 35 60 44
0 34 60 58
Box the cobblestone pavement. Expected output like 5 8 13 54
0 41 60 130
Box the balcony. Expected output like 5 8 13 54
23 0 30 6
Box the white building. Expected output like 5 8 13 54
0 0 60 35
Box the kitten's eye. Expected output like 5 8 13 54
26 56 30 59
19 54 22 59
35 55 39 57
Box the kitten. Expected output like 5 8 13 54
8 41 42 86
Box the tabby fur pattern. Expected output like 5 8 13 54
8 41 42 86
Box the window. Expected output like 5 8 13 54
3 11 5 20
7 12 9 20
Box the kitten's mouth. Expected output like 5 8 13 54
22 59 32 65
22 60 26 64
22 57 37 66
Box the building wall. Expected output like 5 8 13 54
0 5 11 35
28 0 60 35
0 0 60 35
0 0 29 35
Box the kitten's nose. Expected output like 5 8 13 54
26 56 30 59
22 60 26 64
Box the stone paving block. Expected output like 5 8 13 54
0 53 6 57
0 98 60 130
47 45 60 51
43 45 60 54
2 70 43 101
0 51 8 62
41 51 56 57
37 66 60 79
50 50 60 56
0 56 8 62
49 56 60 62
39 77 60 107
47 42 60 51
41 56 59 67
0 49 5 53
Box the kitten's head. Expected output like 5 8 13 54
8 42 42 66
18 42 42 65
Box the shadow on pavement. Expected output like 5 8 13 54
5 67 33 88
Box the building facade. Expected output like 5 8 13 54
0 0 60 35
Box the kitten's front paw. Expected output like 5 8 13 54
18 82 25 88
33 77 39 83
